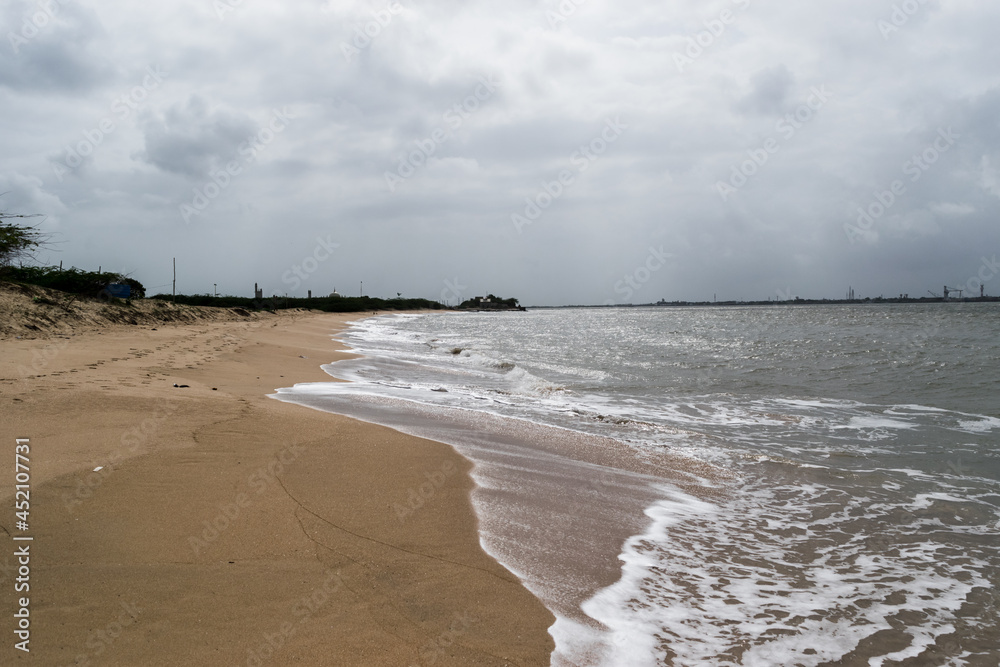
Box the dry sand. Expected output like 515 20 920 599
0 309 554 665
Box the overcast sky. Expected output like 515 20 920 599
2 0 999 305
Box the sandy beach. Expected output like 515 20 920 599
0 310 554 665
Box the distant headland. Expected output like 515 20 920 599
456 294 525 311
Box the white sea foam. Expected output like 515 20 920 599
841 415 917 430
575 484 991 667
957 416 1000 433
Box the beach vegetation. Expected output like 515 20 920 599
0 211 50 267
2 265 146 299
150 293 447 313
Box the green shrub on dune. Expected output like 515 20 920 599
2 265 145 298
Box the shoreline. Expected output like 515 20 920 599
0 310 554 665
274 313 734 666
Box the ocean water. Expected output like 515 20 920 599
273 305 1000 666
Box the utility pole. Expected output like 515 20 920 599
214 283 218 297
172 258 176 302
360 281 363 297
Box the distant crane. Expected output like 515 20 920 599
928 286 965 300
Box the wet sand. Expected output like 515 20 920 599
276 381 730 666
0 311 554 665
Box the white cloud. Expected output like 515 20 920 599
931 202 975 216
980 155 1000 199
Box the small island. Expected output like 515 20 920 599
457 294 525 311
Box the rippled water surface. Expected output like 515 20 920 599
276 304 1000 666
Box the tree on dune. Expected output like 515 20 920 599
0 203 50 268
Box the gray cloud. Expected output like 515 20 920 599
136 96 258 178
0 0 112 93
737 65 795 115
